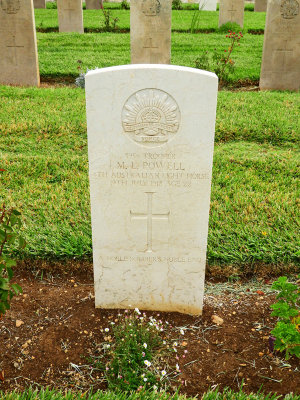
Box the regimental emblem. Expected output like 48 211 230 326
1 0 20 14
280 0 299 18
142 0 161 16
122 89 180 148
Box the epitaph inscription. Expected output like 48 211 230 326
122 89 180 148
1 0 20 14
280 0 299 18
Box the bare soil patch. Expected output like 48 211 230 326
1 268 299 397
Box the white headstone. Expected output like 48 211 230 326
130 0 172 64
199 0 218 10
86 65 218 315
219 0 244 27
260 0 300 90
0 0 40 86
57 0 84 33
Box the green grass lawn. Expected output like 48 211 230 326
34 9 266 32
2 387 299 400
0 87 299 268
1 387 299 400
37 32 263 84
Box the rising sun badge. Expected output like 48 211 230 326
122 89 181 148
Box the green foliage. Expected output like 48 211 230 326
270 276 300 360
100 7 119 32
172 0 183 10
218 22 245 33
0 198 24 316
195 30 243 84
46 1 57 9
94 309 174 392
121 0 130 10
190 8 202 33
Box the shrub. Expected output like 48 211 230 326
270 276 300 360
0 199 24 318
172 0 183 10
121 0 130 10
195 30 243 85
91 308 179 392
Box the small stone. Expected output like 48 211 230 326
16 320 24 328
211 315 224 325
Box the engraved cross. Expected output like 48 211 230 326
6 35 24 66
228 3 237 19
130 192 169 253
64 0 75 19
143 37 158 49
274 40 293 71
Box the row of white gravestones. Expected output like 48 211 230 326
0 0 299 89
33 0 102 8
86 65 218 315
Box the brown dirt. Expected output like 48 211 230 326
1 268 299 397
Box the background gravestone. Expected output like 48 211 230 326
0 0 40 86
33 0 46 8
254 0 267 11
199 0 218 10
86 0 101 9
219 0 244 27
86 65 218 315
131 0 172 64
57 0 84 33
260 0 300 90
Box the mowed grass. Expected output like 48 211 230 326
1 387 299 400
37 32 263 83
2 387 299 400
34 9 266 32
0 87 299 267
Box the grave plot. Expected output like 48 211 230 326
0 1 299 399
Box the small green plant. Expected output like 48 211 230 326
121 0 130 10
46 1 57 9
270 276 300 360
91 309 180 392
195 30 243 85
100 3 119 32
172 0 183 10
0 197 24 318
